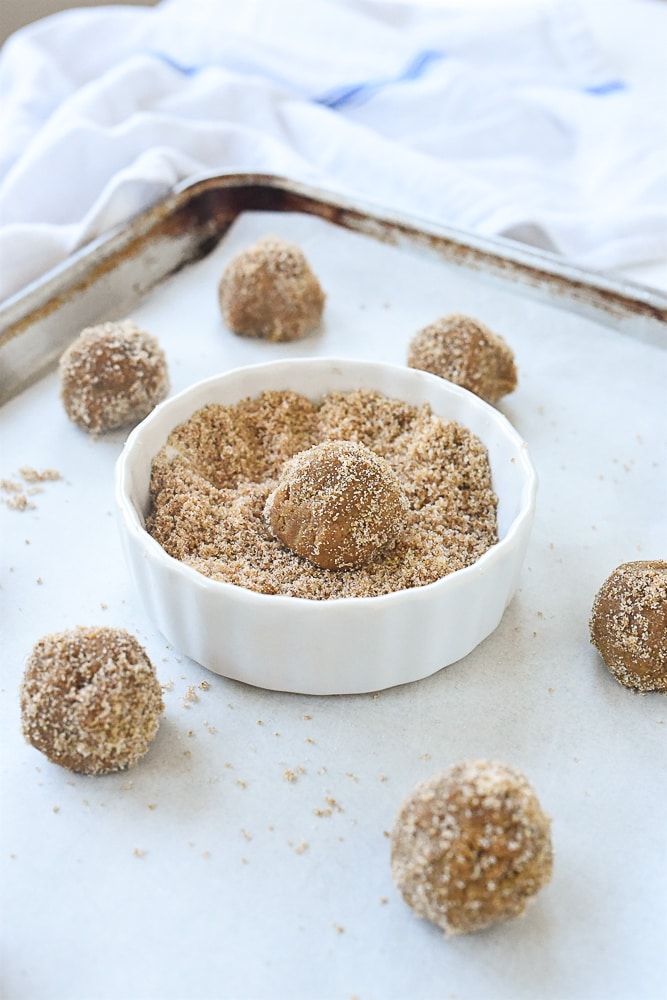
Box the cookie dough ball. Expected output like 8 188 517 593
590 560 667 692
20 627 164 775
59 320 169 435
218 236 325 342
265 439 409 570
408 313 517 404
391 760 553 936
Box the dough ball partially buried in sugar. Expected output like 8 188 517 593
218 236 325 342
265 439 409 570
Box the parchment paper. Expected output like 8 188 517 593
1 211 665 1000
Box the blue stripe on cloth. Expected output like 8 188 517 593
584 80 626 96
145 51 199 75
316 49 445 110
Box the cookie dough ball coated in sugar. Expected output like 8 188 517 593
59 321 169 434
219 236 325 342
408 313 517 405
20 627 164 774
590 560 667 692
391 760 553 935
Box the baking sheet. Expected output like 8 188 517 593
1 210 666 1000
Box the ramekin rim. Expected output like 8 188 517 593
115 357 537 610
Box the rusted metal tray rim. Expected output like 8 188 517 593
1 171 665 405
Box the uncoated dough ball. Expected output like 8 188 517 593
20 627 164 775
407 313 517 404
265 439 409 569
59 320 169 434
390 760 553 935
218 236 325 342
590 559 667 692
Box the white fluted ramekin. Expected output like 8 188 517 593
115 358 536 695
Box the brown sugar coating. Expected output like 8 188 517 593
59 320 169 435
146 388 498 600
218 236 325 342
390 760 553 936
265 439 409 569
408 313 517 405
590 560 667 692
20 627 164 774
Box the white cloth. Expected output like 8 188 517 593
0 0 665 304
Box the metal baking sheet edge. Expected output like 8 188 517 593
0 171 665 406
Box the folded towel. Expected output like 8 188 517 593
0 0 665 303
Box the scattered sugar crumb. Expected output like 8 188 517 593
182 685 198 707
1 468 62 510
20 467 62 483
5 493 35 511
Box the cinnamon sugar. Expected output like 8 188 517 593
146 388 498 600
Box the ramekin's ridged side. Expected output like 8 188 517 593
116 509 533 695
